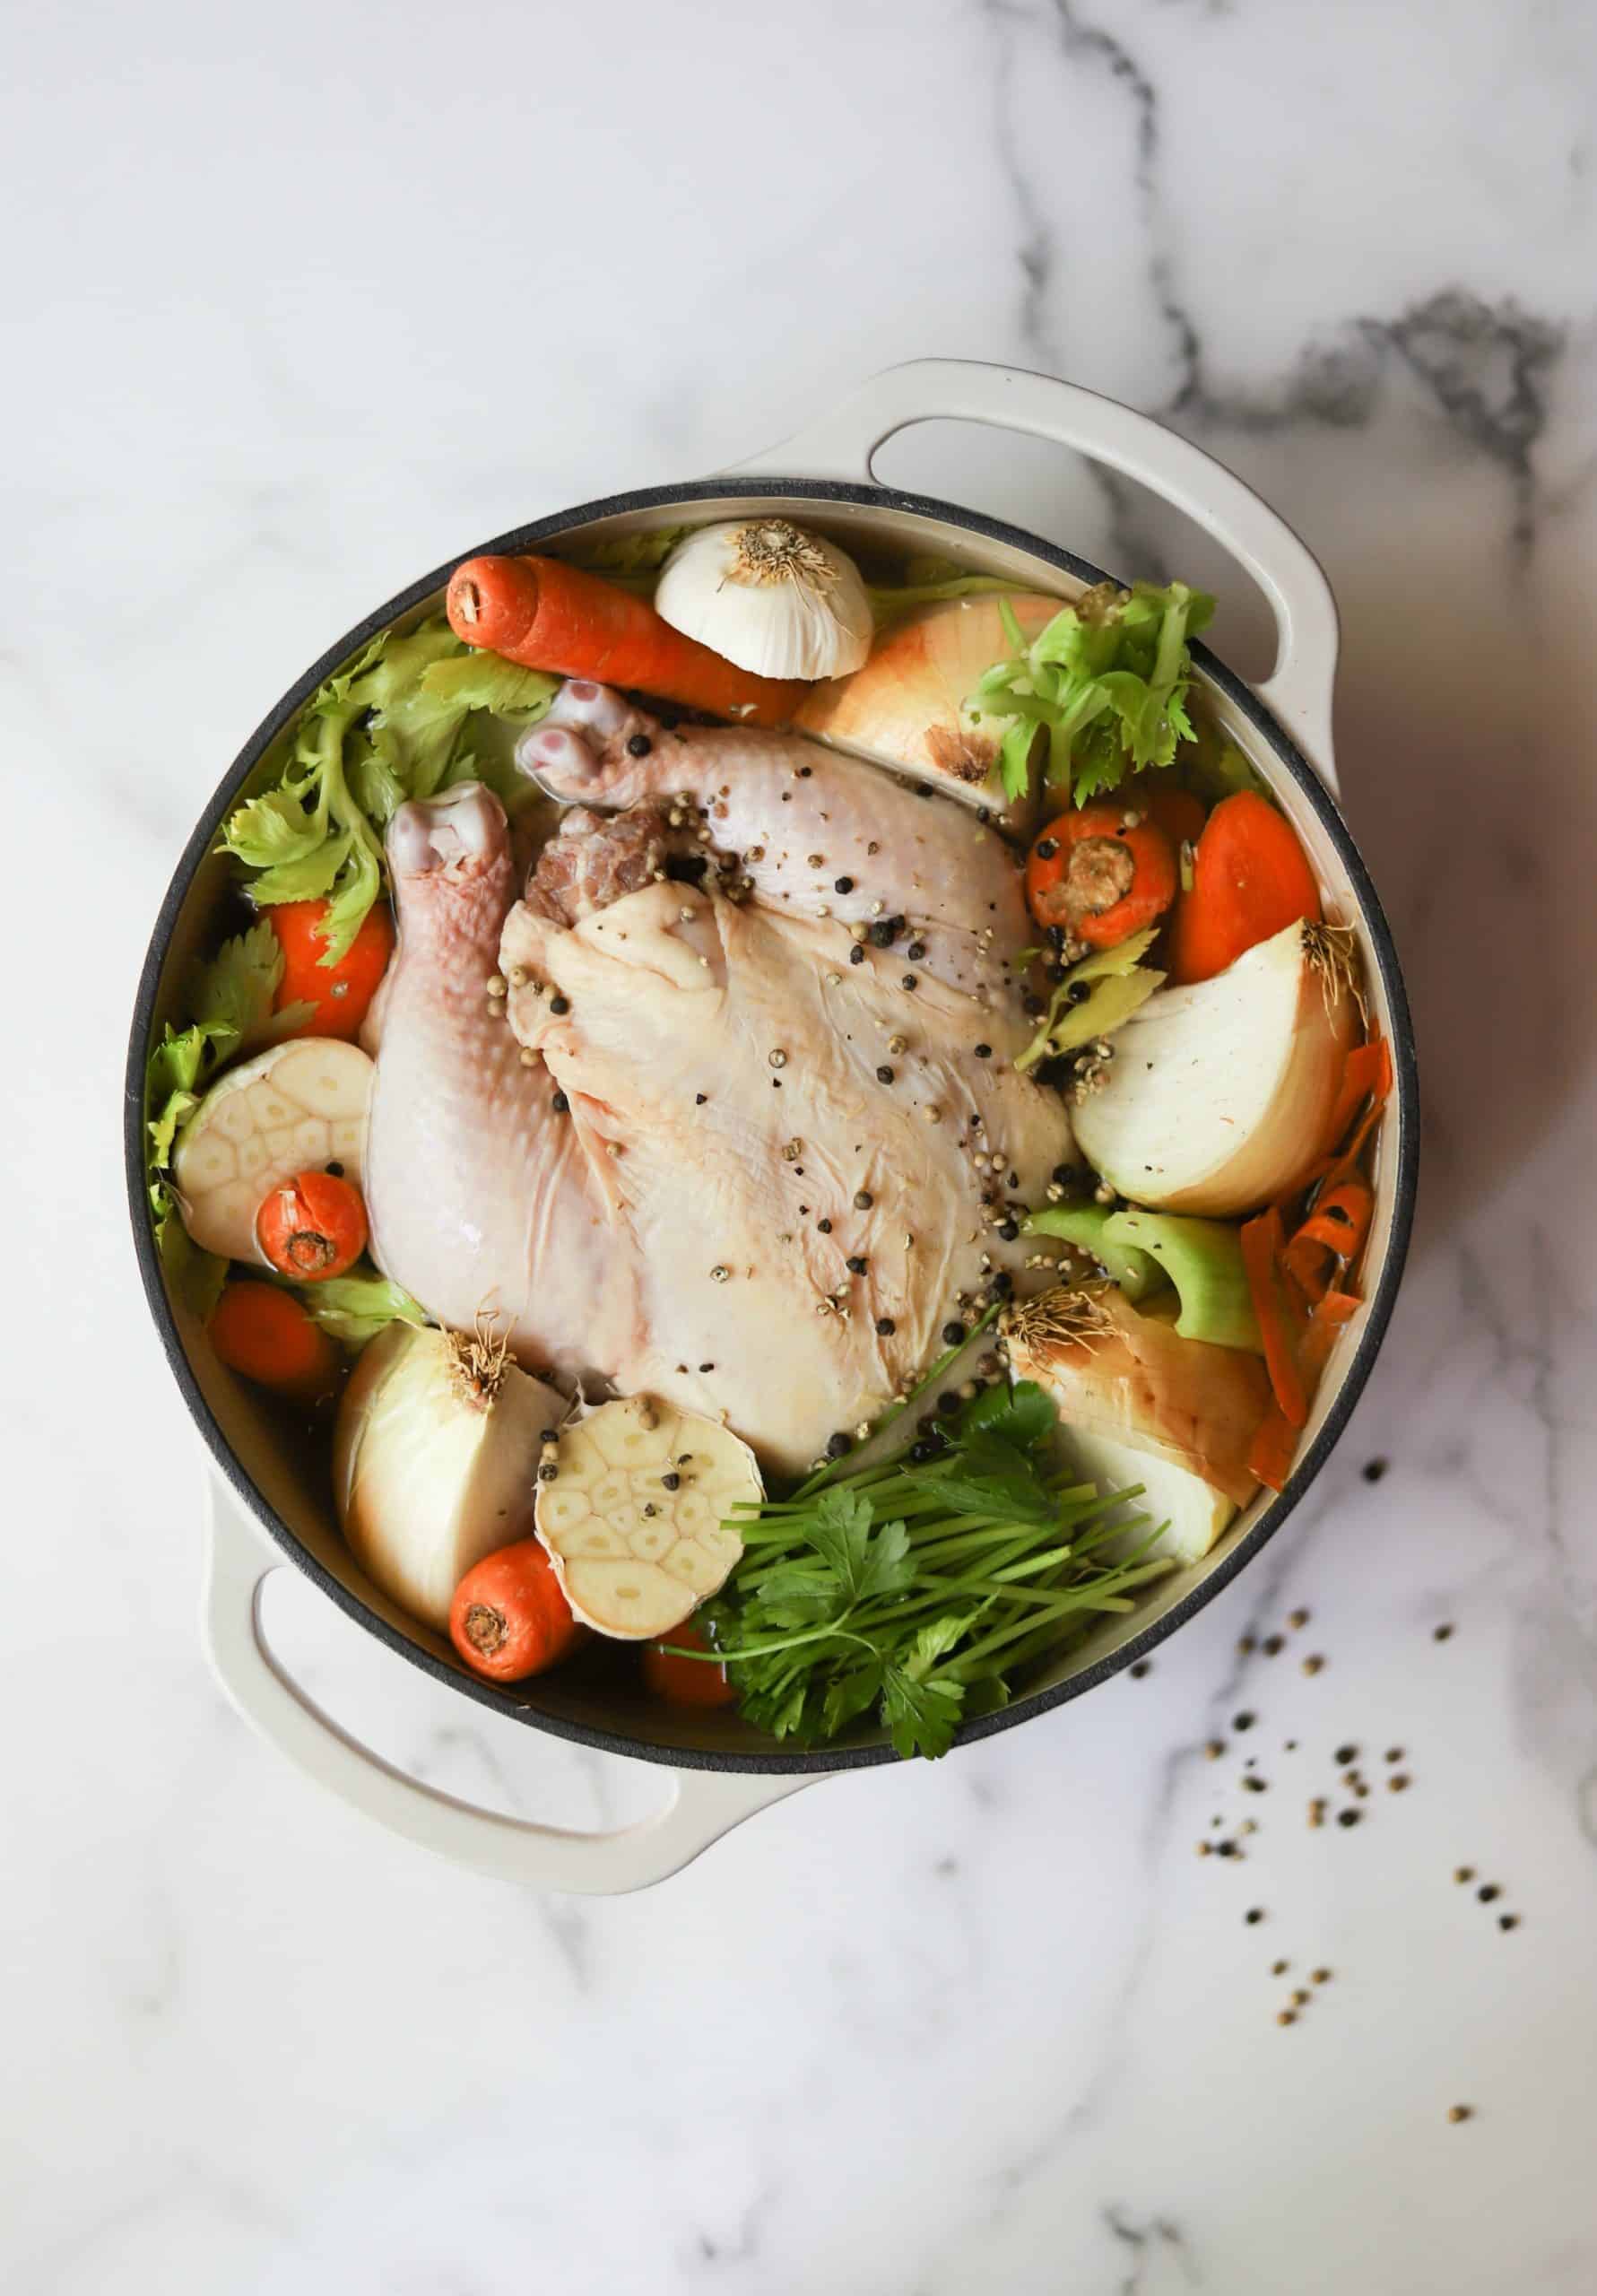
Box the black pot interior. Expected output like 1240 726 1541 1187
126 478 1419 1774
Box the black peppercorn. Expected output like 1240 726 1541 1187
551 1091 569 1114
662 1471 681 1491
817 1218 832 1233
987 1271 1013 1298
1051 1163 1075 1187
849 944 865 966
942 1320 966 1346
695 1092 707 1105
1337 1808 1361 1829
907 940 926 962
909 1438 938 1464
846 1255 868 1274
870 920 897 948
625 733 652 757
826 1431 850 1459
537 1463 559 1483
1036 838 1058 859
876 1065 895 1084
549 994 570 1015
974 1043 992 1060
1067 981 1090 1006
834 875 855 894
1020 990 1044 1015
875 1316 896 1336
902 973 918 992
854 1191 873 1209
998 1219 1020 1241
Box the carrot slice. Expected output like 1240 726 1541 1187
1241 1206 1310 1428
1025 803 1178 948
1281 1180 1374 1302
1167 791 1321 985
446 554 804 726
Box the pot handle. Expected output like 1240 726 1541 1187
202 1477 812 1893
734 358 1341 791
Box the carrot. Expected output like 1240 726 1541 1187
1240 1206 1310 1429
268 898 395 1040
1025 803 1178 948
208 1281 340 1403
447 555 806 727
449 1539 586 1683
1247 1289 1362 1492
1281 1179 1373 1302
256 1170 369 1283
1167 790 1320 985
644 1625 738 1709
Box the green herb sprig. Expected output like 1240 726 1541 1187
691 1380 1171 1760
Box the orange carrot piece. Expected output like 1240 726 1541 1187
267 897 394 1035
208 1281 340 1403
643 1625 738 1709
449 1540 586 1683
1025 803 1178 948
446 554 805 727
1167 790 1321 985
1241 1206 1310 1428
1281 1180 1374 1302
256 1170 369 1283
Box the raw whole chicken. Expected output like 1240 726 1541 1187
362 687 1075 1473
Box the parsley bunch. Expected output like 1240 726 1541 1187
694 1383 1171 1760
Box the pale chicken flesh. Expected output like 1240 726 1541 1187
360 780 634 1387
362 691 1075 1472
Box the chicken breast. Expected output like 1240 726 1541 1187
360 781 634 1387
500 818 1073 1474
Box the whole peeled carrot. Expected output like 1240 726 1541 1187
447 554 805 726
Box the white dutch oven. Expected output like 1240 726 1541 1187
127 361 1418 1892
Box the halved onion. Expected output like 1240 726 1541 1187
534 1396 759 1639
1072 920 1358 1217
793 594 1062 822
334 1322 564 1633
1004 1285 1273 1562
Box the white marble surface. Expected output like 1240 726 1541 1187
5 1 1597 2288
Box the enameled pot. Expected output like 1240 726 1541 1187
126 361 1419 1892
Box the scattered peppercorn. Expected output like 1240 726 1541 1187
1337 1809 1361 1829
875 1316 896 1337
1272 1958 1289 1976
942 1321 966 1346
1205 1739 1226 1761
1388 1774 1410 1793
1234 1711 1256 1731
1215 1840 1238 1858
997 1219 1020 1241
551 1091 570 1114
834 875 854 894
846 1255 868 1275
1241 1776 1268 1794
1302 1654 1325 1675
855 1191 873 1210
902 973 918 992
1263 1634 1285 1657
907 940 926 961
1334 1743 1358 1766
876 1065 895 1084
537 1462 559 1483
1129 1660 1151 1680
1288 1609 1310 1631
1035 838 1058 860
626 733 652 757
661 1471 681 1491
974 1042 992 1060
908 1439 938 1465
1312 1968 1332 1985
695 1091 707 1105
1499 1913 1520 1931
1477 1883 1500 1903
826 1432 850 1459
549 995 570 1015
1434 1622 1454 1641
1277 2010 1297 2028
1238 1637 1256 1657
1245 1907 1264 1926
1362 1457 1388 1483
1447 2105 1472 2125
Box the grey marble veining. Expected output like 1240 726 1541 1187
4 1 1596 2291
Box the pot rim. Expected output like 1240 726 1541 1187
125 474 1419 1774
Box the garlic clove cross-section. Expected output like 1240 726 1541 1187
173 1037 375 1263
534 1395 759 1639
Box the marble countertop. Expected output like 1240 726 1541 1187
6 1 1597 2288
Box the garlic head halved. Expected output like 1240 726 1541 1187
655 519 872 683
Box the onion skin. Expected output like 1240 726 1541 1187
333 1324 565 1633
1006 1287 1272 1511
794 595 1061 822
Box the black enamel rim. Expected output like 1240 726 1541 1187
126 475 1420 1775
